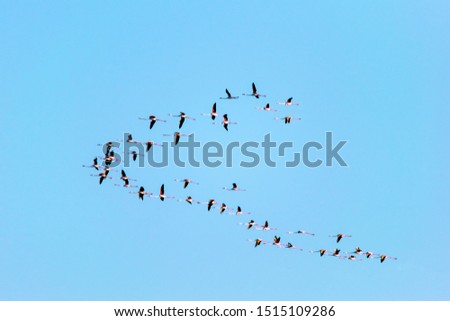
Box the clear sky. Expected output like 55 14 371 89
1 0 449 300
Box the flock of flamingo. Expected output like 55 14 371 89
84 82 397 264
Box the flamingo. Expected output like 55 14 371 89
256 103 277 112
91 167 110 185
207 199 217 211
221 114 237 131
329 234 352 243
229 206 251 215
287 230 315 236
163 132 190 145
83 157 101 171
174 178 199 189
248 238 268 248
277 97 299 106
138 115 166 129
138 186 146 200
273 236 281 245
153 184 175 201
97 141 114 155
168 112 196 129
220 88 239 100
242 82 266 99
238 220 255 229
285 243 303 251
379 254 398 263
255 221 277 231
274 116 301 124
310 249 328 257
104 150 116 166
201 102 220 120
145 141 163 152
219 203 233 214
347 255 362 261
223 183 246 191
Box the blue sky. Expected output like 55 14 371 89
1 1 449 300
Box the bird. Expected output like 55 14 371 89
174 178 199 189
201 102 220 120
163 132 190 146
255 221 277 231
332 249 342 257
287 230 315 236
104 150 116 166
255 239 263 247
130 151 142 162
219 203 232 214
347 255 362 261
273 236 281 245
223 183 246 191
207 199 216 211
97 141 114 155
220 88 239 100
310 249 328 257
155 184 175 201
242 82 266 99
229 206 251 215
239 220 255 229
256 103 277 112
221 114 237 131
138 115 167 129
145 141 163 152
285 243 303 251
379 254 398 263
91 167 110 184
138 186 146 200
119 134 141 144
277 97 299 106
168 112 196 129
83 157 101 171
329 234 352 243
274 116 301 124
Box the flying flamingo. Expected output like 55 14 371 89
97 141 114 155
138 115 166 129
219 203 233 214
221 114 237 131
256 103 277 112
174 178 199 189
255 221 277 231
277 97 299 106
273 236 281 246
229 206 251 215
379 254 398 263
150 184 175 201
83 157 101 171
242 82 266 99
177 196 201 205
91 167 110 185
201 102 220 120
329 234 352 243
287 230 315 236
145 141 163 152
223 183 246 191
163 132 190 145
274 116 301 124
310 249 328 257
238 220 255 229
284 243 303 251
347 255 363 261
220 88 239 100
168 112 196 129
